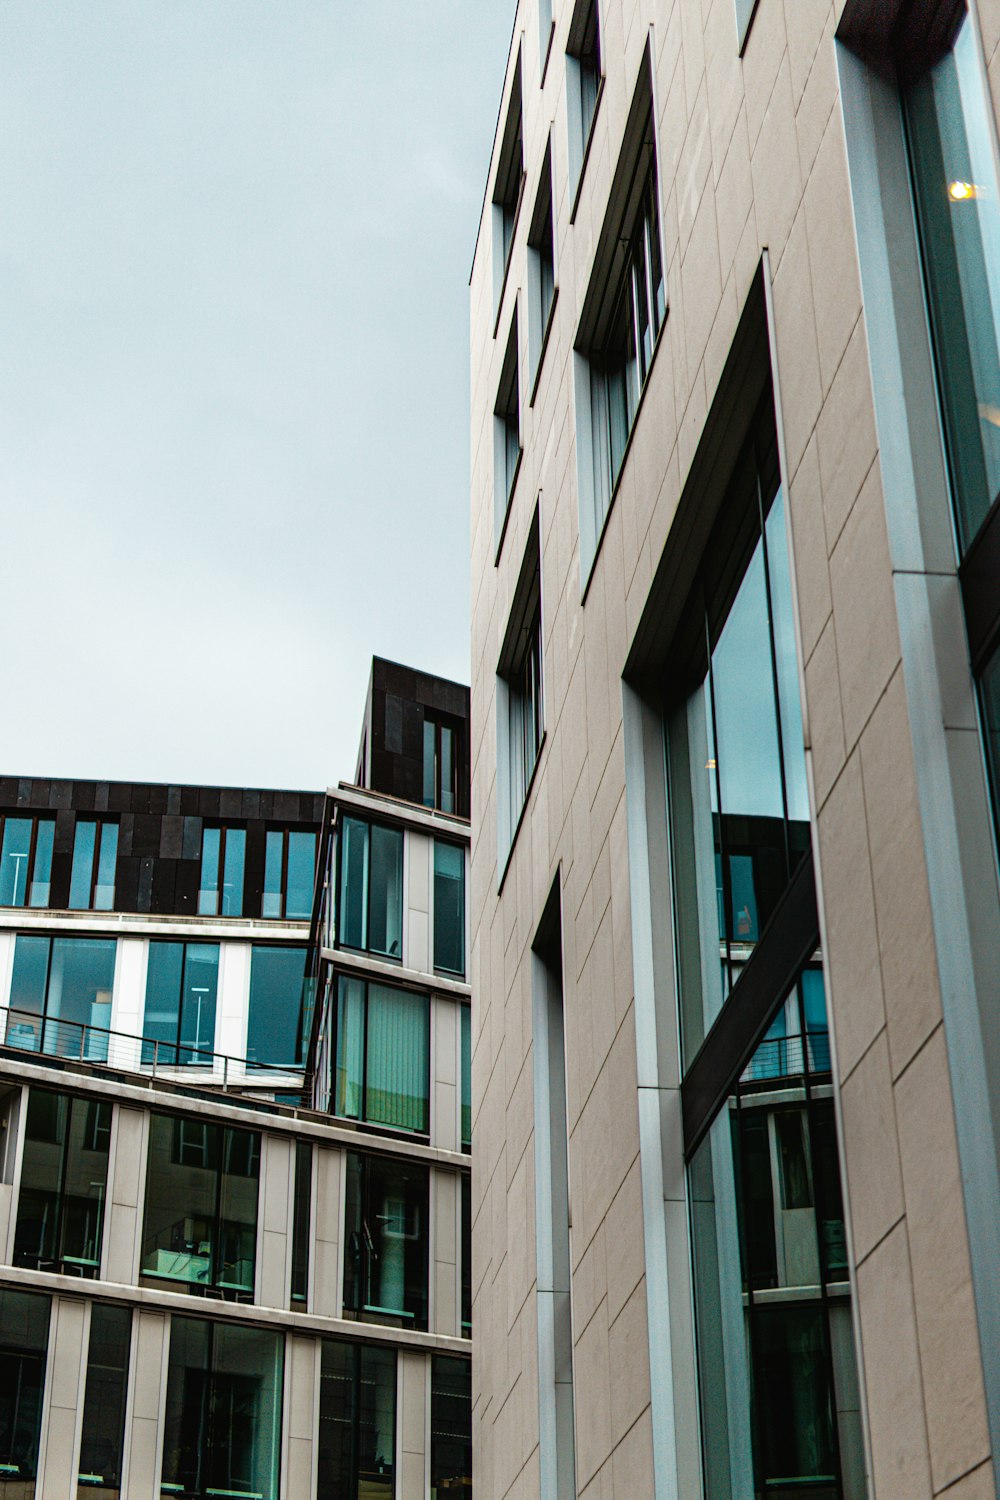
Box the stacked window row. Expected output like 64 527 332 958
0 1286 471 1500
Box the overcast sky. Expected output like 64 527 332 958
0 2 512 792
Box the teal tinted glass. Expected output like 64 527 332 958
285 831 317 918
433 841 465 975
247 945 308 1067
365 984 429 1133
28 821 53 908
423 720 437 807
94 823 117 910
221 828 245 916
368 824 403 959
339 816 369 949
198 828 221 915
68 821 97 909
263 830 283 917
142 942 218 1066
0 818 32 906
335 975 365 1119
905 14 1000 550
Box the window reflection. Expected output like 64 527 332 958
318 1340 395 1500
142 941 219 1067
344 1151 429 1331
14 1089 111 1279
0 816 55 909
338 817 403 960
77 1304 131 1497
5 936 116 1062
246 945 309 1069
0 1288 50 1498
431 1355 473 1499
335 976 429 1134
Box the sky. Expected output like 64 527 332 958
0 1 513 791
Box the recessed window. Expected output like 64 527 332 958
198 825 245 916
318 1340 396 1500
69 819 118 911
262 828 317 920
0 814 54 909
461 1005 471 1153
528 143 557 390
290 1139 312 1306
141 1113 260 1301
431 1356 473 1498
494 310 522 547
338 816 403 960
567 0 602 198
142 941 220 1067
78 1304 131 1496
343 1150 429 1330
497 510 544 864
13 1088 112 1278
335 975 430 1133
0 1288 50 1492
492 51 524 313
246 944 309 1070
576 57 665 580
5 935 116 1061
434 840 466 976
422 715 459 814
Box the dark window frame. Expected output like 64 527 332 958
68 818 119 912
141 939 221 1068
334 815 404 962
332 971 431 1138
422 713 463 815
198 824 247 918
0 813 56 910
262 826 318 921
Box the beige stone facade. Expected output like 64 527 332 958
469 2 1000 1498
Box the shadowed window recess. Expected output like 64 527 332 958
492 50 524 312
77 1304 131 1497
423 716 460 815
13 1088 111 1279
494 310 523 545
343 1150 429 1331
566 0 602 198
318 1340 395 1500
0 1288 50 1498
431 1355 473 1499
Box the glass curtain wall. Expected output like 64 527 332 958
0 1288 50 1498
290 1140 312 1305
77 1304 131 1497
13 1089 112 1277
431 1356 473 1499
68 821 118 911
317 1340 396 1500
344 1151 429 1330
198 827 246 917
424 718 458 814
263 830 317 919
5 936 116 1061
246 945 309 1069
141 1115 259 1300
338 818 404 960
434 842 466 975
335 976 430 1133
142 942 219 1066
161 1318 282 1500
0 816 54 908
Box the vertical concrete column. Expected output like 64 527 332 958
406 830 431 973
105 1104 149 1285
123 1309 169 1500
432 1168 459 1337
396 1349 429 1500
282 1333 319 1500
431 996 460 1152
311 1143 343 1317
36 1295 89 1499
0 1085 25 1262
217 941 250 1072
109 938 147 1067
258 1132 294 1309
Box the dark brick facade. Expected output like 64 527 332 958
354 658 471 818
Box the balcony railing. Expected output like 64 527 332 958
0 1005 304 1094
741 1030 832 1085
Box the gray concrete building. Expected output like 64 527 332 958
469 2 1000 1498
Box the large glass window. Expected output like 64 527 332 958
77 1304 131 1497
461 1005 472 1152
290 1140 312 1306
5 936 116 1061
431 1356 473 1500
434 841 466 976
68 820 118 911
318 1340 395 1500
162 1317 282 1500
423 717 459 815
335 976 429 1133
13 1088 111 1278
198 826 246 917
503 595 543 846
0 816 54 909
142 942 219 1067
262 828 317 920
338 817 403 960
246 945 309 1070
141 1114 259 1301
461 1171 472 1335
344 1151 429 1331
0 1288 50 1498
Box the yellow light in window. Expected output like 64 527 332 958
979 402 1000 429
949 180 981 201
705 759 717 770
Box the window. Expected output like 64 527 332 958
431 1356 473 1500
262 828 317 919
338 817 403 960
142 941 220 1067
290 1140 312 1305
141 1113 260 1301
78 1304 131 1497
566 0 602 201
162 1317 282 1500
461 1171 472 1334
335 975 430 1133
497 511 544 864
318 1340 395 1500
0 815 54 909
528 143 557 391
5 935 116 1061
344 1150 429 1330
735 0 760 50
492 52 524 312
246 945 309 1069
538 0 554 77
198 826 246 916
461 1005 472 1152
0 1288 50 1497
576 59 665 579
423 715 459 814
433 841 466 976
494 310 522 546
68 820 118 911
13 1088 112 1278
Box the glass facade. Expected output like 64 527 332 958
198 826 246 917
335 975 430 1133
506 601 544 840
318 1340 396 1500
431 1356 473 1500
14 1088 111 1278
77 1304 131 1497
338 817 404 960
0 816 54 909
290 1139 312 1305
142 941 220 1066
141 1114 259 1301
5 935 116 1061
263 829 317 919
0 1288 49 1498
162 1317 282 1500
68 821 118 911
424 717 458 814
344 1150 429 1330
461 1171 472 1335
246 945 309 1069
461 1004 472 1152
434 841 466 976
